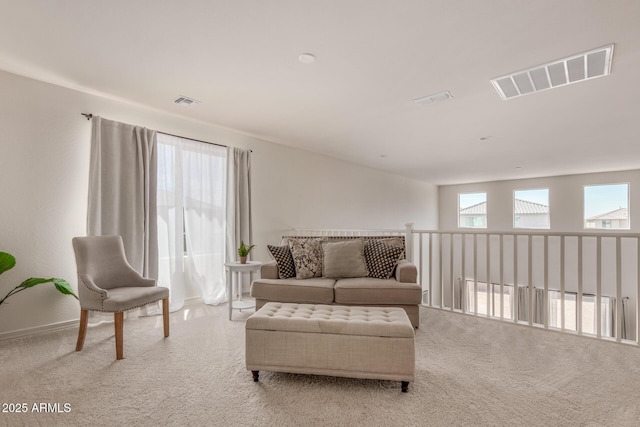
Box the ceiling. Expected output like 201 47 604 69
1 0 639 185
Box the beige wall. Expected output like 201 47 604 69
0 70 437 336
438 170 640 232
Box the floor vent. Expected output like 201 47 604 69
491 44 614 100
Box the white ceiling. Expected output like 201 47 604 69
1 0 639 185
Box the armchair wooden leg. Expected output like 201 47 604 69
114 312 124 360
76 309 89 351
162 298 169 337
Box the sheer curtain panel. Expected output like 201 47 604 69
157 134 227 310
87 116 158 278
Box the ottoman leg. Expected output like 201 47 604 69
401 381 409 393
252 371 259 382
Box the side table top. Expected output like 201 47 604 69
225 261 262 271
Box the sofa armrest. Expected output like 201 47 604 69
261 260 279 279
395 260 417 283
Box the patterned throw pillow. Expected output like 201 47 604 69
288 239 323 279
267 245 296 279
364 239 404 279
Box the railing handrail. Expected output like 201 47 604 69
292 227 405 234
413 229 640 238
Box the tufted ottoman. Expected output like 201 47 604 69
245 302 415 392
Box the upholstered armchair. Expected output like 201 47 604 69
72 235 169 360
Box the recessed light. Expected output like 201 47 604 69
298 53 316 64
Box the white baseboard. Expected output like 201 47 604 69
0 318 79 341
0 296 206 341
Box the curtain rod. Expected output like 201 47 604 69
81 113 251 151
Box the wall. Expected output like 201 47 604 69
439 170 640 232
0 70 437 337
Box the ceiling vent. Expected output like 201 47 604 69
174 96 199 106
491 44 614 100
413 91 453 105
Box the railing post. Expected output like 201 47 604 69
405 223 414 263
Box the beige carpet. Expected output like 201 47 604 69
1 303 639 427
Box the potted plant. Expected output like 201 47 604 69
0 251 77 307
237 241 255 264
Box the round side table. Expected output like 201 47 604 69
224 261 261 320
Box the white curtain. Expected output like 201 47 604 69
157 134 227 311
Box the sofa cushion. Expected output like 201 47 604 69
250 278 336 305
321 239 368 278
334 277 422 305
267 244 296 279
288 239 323 279
364 240 404 279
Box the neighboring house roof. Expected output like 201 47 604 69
460 199 548 216
459 201 487 215
514 199 548 214
586 207 628 221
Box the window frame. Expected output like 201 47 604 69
583 182 630 231
458 192 487 229
513 187 550 230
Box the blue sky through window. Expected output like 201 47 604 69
459 192 486 209
584 183 628 219
515 188 548 205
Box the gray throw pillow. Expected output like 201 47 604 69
364 239 404 279
288 239 323 279
321 240 368 278
267 244 296 279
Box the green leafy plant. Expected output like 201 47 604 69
237 241 255 257
0 251 78 307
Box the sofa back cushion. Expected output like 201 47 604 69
321 239 368 278
282 235 406 260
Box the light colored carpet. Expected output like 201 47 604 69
1 303 639 427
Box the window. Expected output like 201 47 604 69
514 188 549 229
465 281 514 318
458 192 487 228
157 133 228 308
548 291 616 337
584 183 629 230
465 280 620 337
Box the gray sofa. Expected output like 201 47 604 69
250 235 422 327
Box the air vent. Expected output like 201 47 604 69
174 96 199 106
491 44 614 100
413 91 453 105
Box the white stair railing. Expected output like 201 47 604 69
411 228 639 345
